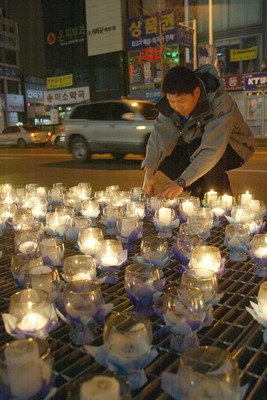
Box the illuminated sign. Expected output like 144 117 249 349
44 86 90 105
46 25 86 46
47 74 73 89
230 46 257 62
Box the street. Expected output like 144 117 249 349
0 145 266 203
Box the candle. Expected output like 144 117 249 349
101 254 119 266
18 312 48 331
158 207 172 225
182 200 196 216
254 247 267 258
191 246 221 274
119 217 137 237
205 189 218 204
18 240 38 254
80 376 120 400
221 194 233 209
108 322 150 359
240 191 252 206
212 207 225 217
193 254 220 274
25 266 53 295
5 339 42 399
63 255 96 282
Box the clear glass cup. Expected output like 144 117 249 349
80 200 100 218
176 233 203 260
9 289 52 332
231 205 255 224
24 265 59 296
62 281 103 319
116 215 138 238
178 346 240 399
13 210 34 231
125 263 161 292
11 252 43 287
15 231 40 254
127 201 145 220
181 269 218 304
155 206 175 226
63 255 97 282
55 205 75 217
190 246 221 274
258 281 267 316
179 197 200 217
0 338 53 400
103 205 123 220
103 312 152 360
224 223 250 259
78 227 104 256
250 233 267 259
39 237 65 267
95 239 123 266
140 235 168 262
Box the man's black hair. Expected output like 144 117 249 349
162 66 200 95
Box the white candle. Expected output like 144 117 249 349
192 254 220 274
221 194 233 209
5 340 42 399
158 207 172 225
18 312 48 331
108 322 150 359
182 201 195 216
212 207 225 217
71 272 95 281
205 190 218 204
101 254 119 266
240 191 252 206
27 266 53 295
51 188 61 201
80 376 120 400
18 241 38 254
254 247 267 258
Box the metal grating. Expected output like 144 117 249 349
0 219 267 399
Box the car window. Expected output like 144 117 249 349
87 103 112 120
133 103 159 120
3 126 19 134
23 126 42 132
110 103 131 121
70 105 89 119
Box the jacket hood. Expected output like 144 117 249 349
157 64 223 119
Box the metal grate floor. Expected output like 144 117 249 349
0 220 267 399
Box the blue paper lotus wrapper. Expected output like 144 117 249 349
131 254 171 270
161 371 249 400
246 301 267 342
65 226 80 241
85 344 158 390
177 210 188 224
171 243 190 267
226 216 265 236
163 313 203 352
152 217 180 238
125 278 165 316
224 237 249 261
203 292 225 327
116 223 143 251
56 293 113 345
2 305 60 340
249 249 267 277
44 224 69 239
101 215 119 235
212 213 227 228
145 205 156 219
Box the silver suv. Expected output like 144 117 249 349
60 99 158 161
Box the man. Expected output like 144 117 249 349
142 65 254 200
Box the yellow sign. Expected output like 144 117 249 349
47 74 73 89
230 46 257 62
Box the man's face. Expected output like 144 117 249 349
166 87 200 116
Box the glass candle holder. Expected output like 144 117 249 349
24 265 59 296
45 211 71 236
63 255 97 282
231 205 255 224
15 231 39 254
103 205 123 220
39 237 65 267
55 205 75 218
67 371 131 400
62 281 104 319
78 227 104 256
63 191 81 210
116 215 138 239
163 286 206 327
74 182 92 201
127 201 145 220
190 246 222 275
247 199 265 219
48 187 63 203
31 199 47 220
131 186 144 201
258 281 267 317
219 194 234 210
178 346 239 399
36 186 47 198
103 311 152 360
179 197 199 217
94 190 109 205
140 235 168 263
210 199 227 218
95 239 123 266
181 269 218 304
13 210 34 231
250 233 267 259
9 289 52 333
224 223 250 261
11 252 43 287
176 233 204 260
147 196 162 212
53 182 66 191
189 207 213 229
204 189 218 205
155 206 175 226
71 215 92 230
1 190 16 205
0 338 53 400
80 200 100 219
26 183 39 192
179 221 207 238
0 203 16 223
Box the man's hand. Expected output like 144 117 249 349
142 168 155 196
157 181 183 200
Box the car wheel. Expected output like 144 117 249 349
55 137 61 148
112 153 125 160
17 139 26 148
71 137 90 162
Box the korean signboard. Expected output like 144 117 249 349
86 0 123 56
2 94 24 112
44 86 90 106
0 31 18 50
25 83 45 103
129 89 162 103
128 9 177 51
47 74 73 90
0 65 20 79
46 25 86 47
230 46 257 62
244 72 267 90
222 75 244 91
